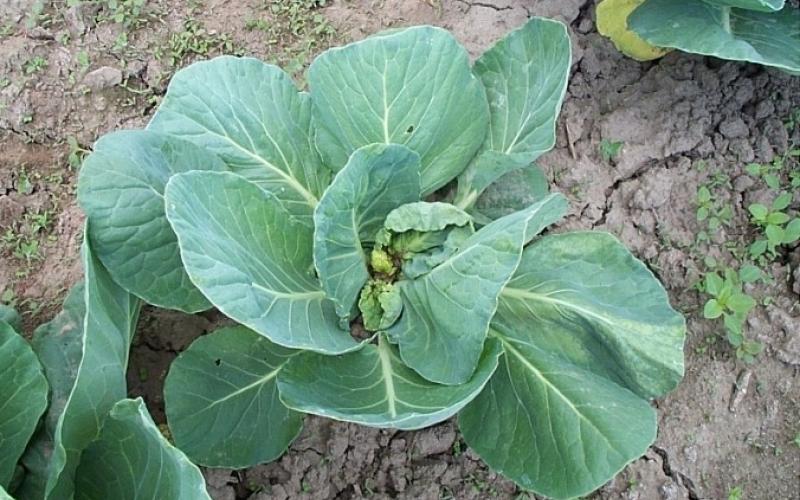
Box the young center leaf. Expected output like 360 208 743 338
455 17 571 212
460 231 686 499
314 144 421 323
309 26 489 194
78 130 226 313
0 320 48 489
74 399 210 500
165 171 358 354
164 326 304 468
148 56 330 220
629 0 800 73
387 193 568 385
278 336 502 429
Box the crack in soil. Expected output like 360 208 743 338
454 0 512 13
651 446 699 500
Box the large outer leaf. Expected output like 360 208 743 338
629 0 800 73
314 144 420 321
78 130 225 313
74 398 210 500
459 231 685 499
148 56 330 219
459 334 657 500
455 17 570 209
279 336 502 429
16 284 85 499
164 326 303 468
497 232 685 398
41 231 142 500
387 194 568 385
705 0 784 12
0 322 48 488
165 171 357 354
309 26 489 194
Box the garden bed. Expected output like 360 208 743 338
0 1 798 498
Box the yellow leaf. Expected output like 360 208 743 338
596 0 673 61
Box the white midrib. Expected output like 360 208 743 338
198 125 319 207
500 287 613 327
495 334 623 455
377 336 398 418
382 61 390 143
203 364 284 411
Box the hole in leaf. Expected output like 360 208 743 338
406 125 414 133
214 359 221 366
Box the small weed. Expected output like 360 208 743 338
700 267 761 363
98 0 151 29
24 56 48 75
696 185 733 232
160 19 240 68
67 136 90 169
747 192 800 260
793 431 800 448
15 167 34 195
250 0 337 79
599 138 623 163
1 289 18 308
728 486 743 500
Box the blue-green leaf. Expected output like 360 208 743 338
460 334 657 500
474 164 550 221
16 284 85 500
387 194 568 385
309 26 488 194
165 171 358 354
705 0 784 12
149 56 330 219
460 231 685 499
78 130 225 312
164 326 303 468
74 399 210 500
630 0 800 73
279 336 502 429
314 144 420 322
40 229 141 500
455 17 570 209
0 322 48 488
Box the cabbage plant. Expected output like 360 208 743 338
598 0 800 74
74 18 686 499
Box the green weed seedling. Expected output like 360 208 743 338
24 56 48 75
696 185 733 232
748 192 800 260
599 138 623 163
701 267 761 363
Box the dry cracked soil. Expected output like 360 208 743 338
1 0 799 499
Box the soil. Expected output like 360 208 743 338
1 1 799 499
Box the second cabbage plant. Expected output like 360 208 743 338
76 17 686 499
